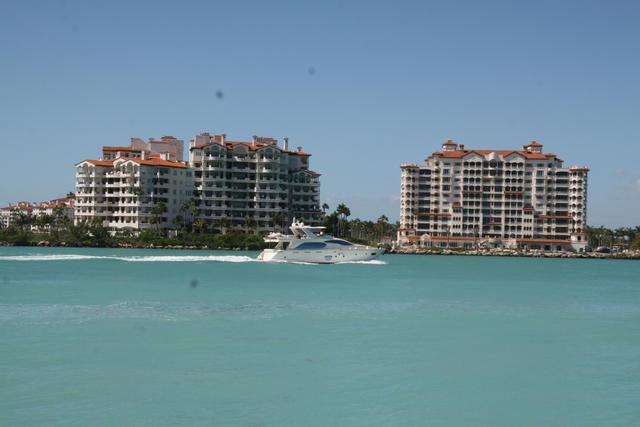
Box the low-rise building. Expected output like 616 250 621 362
398 140 589 251
1 198 74 231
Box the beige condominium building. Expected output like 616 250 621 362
189 133 321 233
1 198 74 231
75 137 191 230
74 133 321 233
398 140 589 251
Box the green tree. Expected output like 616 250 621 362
376 215 389 240
244 216 257 233
193 218 208 234
151 202 167 231
215 217 231 234
271 212 287 233
335 203 351 237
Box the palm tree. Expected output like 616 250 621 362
215 217 231 234
244 216 257 233
376 215 389 240
271 212 287 233
335 203 351 237
193 218 208 234
322 202 329 215
173 215 183 229
151 202 167 231
14 212 33 231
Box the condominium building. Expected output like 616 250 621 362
75 148 191 230
398 140 589 251
189 133 321 232
74 132 321 232
1 198 74 231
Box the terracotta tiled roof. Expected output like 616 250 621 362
431 150 555 160
524 141 542 147
297 169 321 176
102 146 142 152
76 159 115 166
117 157 187 168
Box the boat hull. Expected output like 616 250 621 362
257 247 384 263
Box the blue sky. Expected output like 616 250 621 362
1 0 639 227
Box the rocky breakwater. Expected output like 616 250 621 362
391 247 640 260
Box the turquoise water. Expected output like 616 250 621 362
1 247 639 426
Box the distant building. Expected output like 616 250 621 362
74 132 321 233
189 133 321 233
1 198 74 231
398 140 589 252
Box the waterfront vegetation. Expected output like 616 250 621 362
2 203 639 253
0 203 393 250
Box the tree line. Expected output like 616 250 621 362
585 225 640 250
320 203 397 244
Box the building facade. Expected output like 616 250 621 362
75 152 192 230
74 133 321 233
1 198 74 231
189 133 321 233
398 140 589 251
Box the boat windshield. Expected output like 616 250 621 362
293 242 327 250
326 239 353 246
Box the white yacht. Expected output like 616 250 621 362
256 219 384 263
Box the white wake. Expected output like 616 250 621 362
0 254 256 263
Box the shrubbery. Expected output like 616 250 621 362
0 222 269 250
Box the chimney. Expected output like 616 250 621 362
252 135 258 147
297 146 303 152
220 133 226 144
283 137 289 151
141 151 147 160
459 144 465 151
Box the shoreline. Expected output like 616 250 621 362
0 241 253 251
390 247 640 260
2 241 639 260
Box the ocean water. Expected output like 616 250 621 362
1 247 639 426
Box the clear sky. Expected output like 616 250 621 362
1 0 639 227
